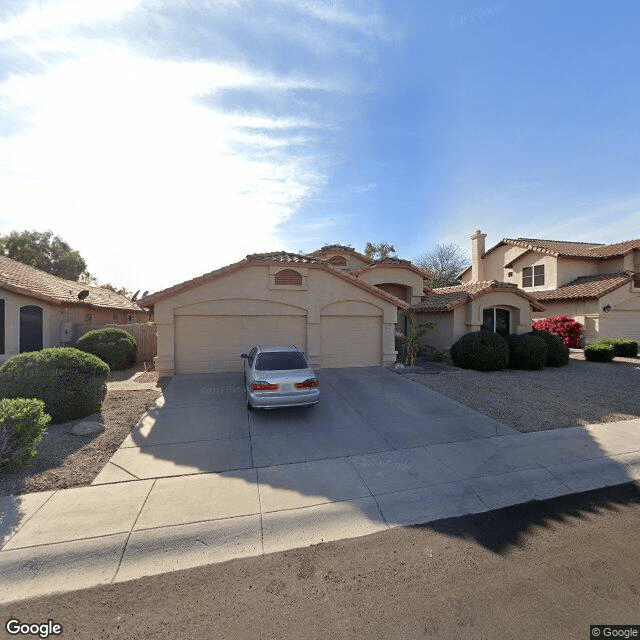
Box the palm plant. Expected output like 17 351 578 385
399 313 435 367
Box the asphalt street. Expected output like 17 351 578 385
1 482 639 640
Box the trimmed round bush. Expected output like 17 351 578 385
584 342 615 362
0 398 51 471
0 348 109 423
505 334 548 370
530 330 569 367
450 331 509 372
75 327 136 370
598 338 638 358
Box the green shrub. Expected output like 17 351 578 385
583 342 615 362
0 398 51 471
75 327 137 370
0 348 109 423
598 338 638 358
505 334 548 370
450 331 509 371
530 330 570 367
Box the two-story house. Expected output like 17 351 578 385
458 230 640 344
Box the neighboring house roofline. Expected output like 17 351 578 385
0 254 142 312
351 259 430 281
306 245 374 264
459 236 640 277
139 251 410 309
411 280 545 312
529 272 634 302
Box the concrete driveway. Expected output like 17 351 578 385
95 367 515 481
3 367 640 603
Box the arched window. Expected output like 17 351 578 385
274 269 302 285
328 255 347 266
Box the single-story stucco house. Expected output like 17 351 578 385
410 280 545 351
0 254 148 362
141 243 547 375
141 250 413 375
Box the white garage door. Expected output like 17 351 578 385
175 315 307 373
602 311 640 344
320 316 382 368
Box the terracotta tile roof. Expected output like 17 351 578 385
373 256 411 264
0 254 142 311
246 251 325 264
503 238 603 257
502 237 640 259
530 272 633 302
352 257 429 283
318 244 357 252
585 238 640 257
460 235 640 277
306 245 373 263
140 251 410 310
412 280 545 312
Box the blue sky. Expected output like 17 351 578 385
1 0 639 294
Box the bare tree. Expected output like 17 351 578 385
415 243 470 288
364 241 396 260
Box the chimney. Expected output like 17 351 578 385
470 229 486 282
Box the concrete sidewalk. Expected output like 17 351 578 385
1 417 639 604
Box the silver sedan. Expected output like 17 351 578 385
241 345 320 409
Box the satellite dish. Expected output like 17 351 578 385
142 290 149 298
131 290 140 301
77 290 89 301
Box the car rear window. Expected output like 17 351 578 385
255 351 308 371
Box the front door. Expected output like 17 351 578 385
482 307 510 336
20 305 43 352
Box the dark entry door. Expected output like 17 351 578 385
20 305 43 352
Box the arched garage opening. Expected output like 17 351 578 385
20 305 43 353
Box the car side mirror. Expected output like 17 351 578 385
241 353 248 359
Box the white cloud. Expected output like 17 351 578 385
0 0 144 40
0 0 394 292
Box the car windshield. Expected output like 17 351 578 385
255 351 308 371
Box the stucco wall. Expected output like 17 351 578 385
531 284 640 343
599 285 640 344
466 291 533 334
411 311 453 351
153 263 400 374
0 288 147 362
554 258 598 286
461 244 529 283
509 254 558 290
357 266 425 303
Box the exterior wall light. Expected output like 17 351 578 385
602 304 611 313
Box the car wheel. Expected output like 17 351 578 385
247 400 254 411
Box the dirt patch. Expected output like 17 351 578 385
0 386 162 497
409 354 640 432
134 370 162 383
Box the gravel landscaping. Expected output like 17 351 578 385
0 368 165 497
3 354 639 497
408 353 640 433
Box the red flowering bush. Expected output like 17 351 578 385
532 315 582 348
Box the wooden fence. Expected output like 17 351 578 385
73 323 157 363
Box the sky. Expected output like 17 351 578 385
1 0 639 295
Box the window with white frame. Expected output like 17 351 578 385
522 265 544 287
